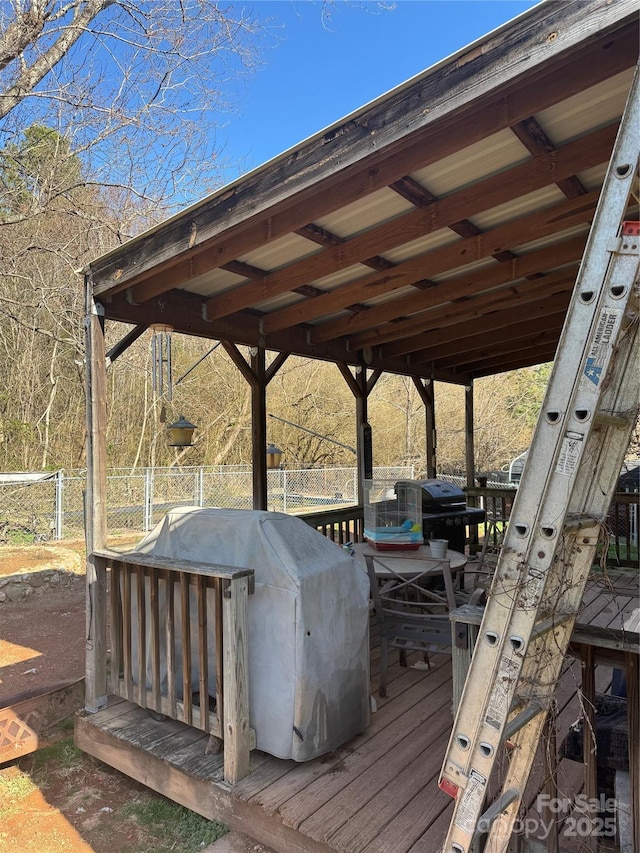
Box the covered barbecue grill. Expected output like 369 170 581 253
133 507 371 762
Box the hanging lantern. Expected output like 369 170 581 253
151 324 173 402
167 415 197 447
266 443 283 469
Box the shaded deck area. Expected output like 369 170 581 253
76 571 638 853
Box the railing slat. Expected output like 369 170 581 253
180 573 192 727
215 577 224 730
150 567 161 712
135 565 146 708
122 564 133 702
109 562 122 695
197 574 209 734
164 569 177 719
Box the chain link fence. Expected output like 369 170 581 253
0 465 413 544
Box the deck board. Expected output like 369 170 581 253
324 727 451 852
366 784 452 853
276 662 452 830
297 699 452 844
254 657 450 817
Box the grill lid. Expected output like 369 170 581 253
396 478 465 506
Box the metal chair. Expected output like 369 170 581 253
454 514 507 607
366 554 457 698
476 514 508 576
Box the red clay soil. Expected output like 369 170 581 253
0 545 86 704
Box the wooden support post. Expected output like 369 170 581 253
413 377 436 478
337 363 377 508
221 342 268 511
625 651 639 852
222 576 251 785
355 371 368 507
84 282 108 713
249 347 268 510
582 643 598 851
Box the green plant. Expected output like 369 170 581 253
121 796 228 852
31 737 83 772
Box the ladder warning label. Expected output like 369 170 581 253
556 431 584 476
583 308 621 387
454 769 487 835
485 656 519 729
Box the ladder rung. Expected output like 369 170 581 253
531 613 572 640
504 702 543 740
475 788 519 838
563 514 597 533
593 412 630 428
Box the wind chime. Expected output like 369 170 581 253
151 324 197 447
151 323 173 407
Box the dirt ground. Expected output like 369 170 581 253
0 549 86 704
0 542 228 853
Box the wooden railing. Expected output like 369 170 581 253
299 504 365 544
93 548 255 785
605 491 639 566
465 486 638 566
299 488 638 565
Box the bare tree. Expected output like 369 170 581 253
0 1 266 226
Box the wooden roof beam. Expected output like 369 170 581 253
406 303 569 364
208 126 612 326
99 290 421 380
390 175 517 262
295 223 395 273
458 343 559 377
422 321 564 369
367 268 576 356
510 116 587 199
405 313 566 366
307 234 585 346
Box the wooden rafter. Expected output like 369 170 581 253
309 234 586 345
208 124 613 327
371 271 576 357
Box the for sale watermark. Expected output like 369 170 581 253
475 794 617 840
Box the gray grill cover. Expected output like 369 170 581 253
135 507 370 761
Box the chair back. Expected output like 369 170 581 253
366 554 456 656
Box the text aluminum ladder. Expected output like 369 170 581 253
439 65 640 853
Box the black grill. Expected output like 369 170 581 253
395 479 486 552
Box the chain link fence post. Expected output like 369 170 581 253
54 470 64 540
144 467 153 531
197 466 204 507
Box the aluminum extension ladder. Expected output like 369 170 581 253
438 65 640 853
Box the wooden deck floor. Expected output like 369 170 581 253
75 571 637 853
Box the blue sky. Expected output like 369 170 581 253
218 0 539 181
